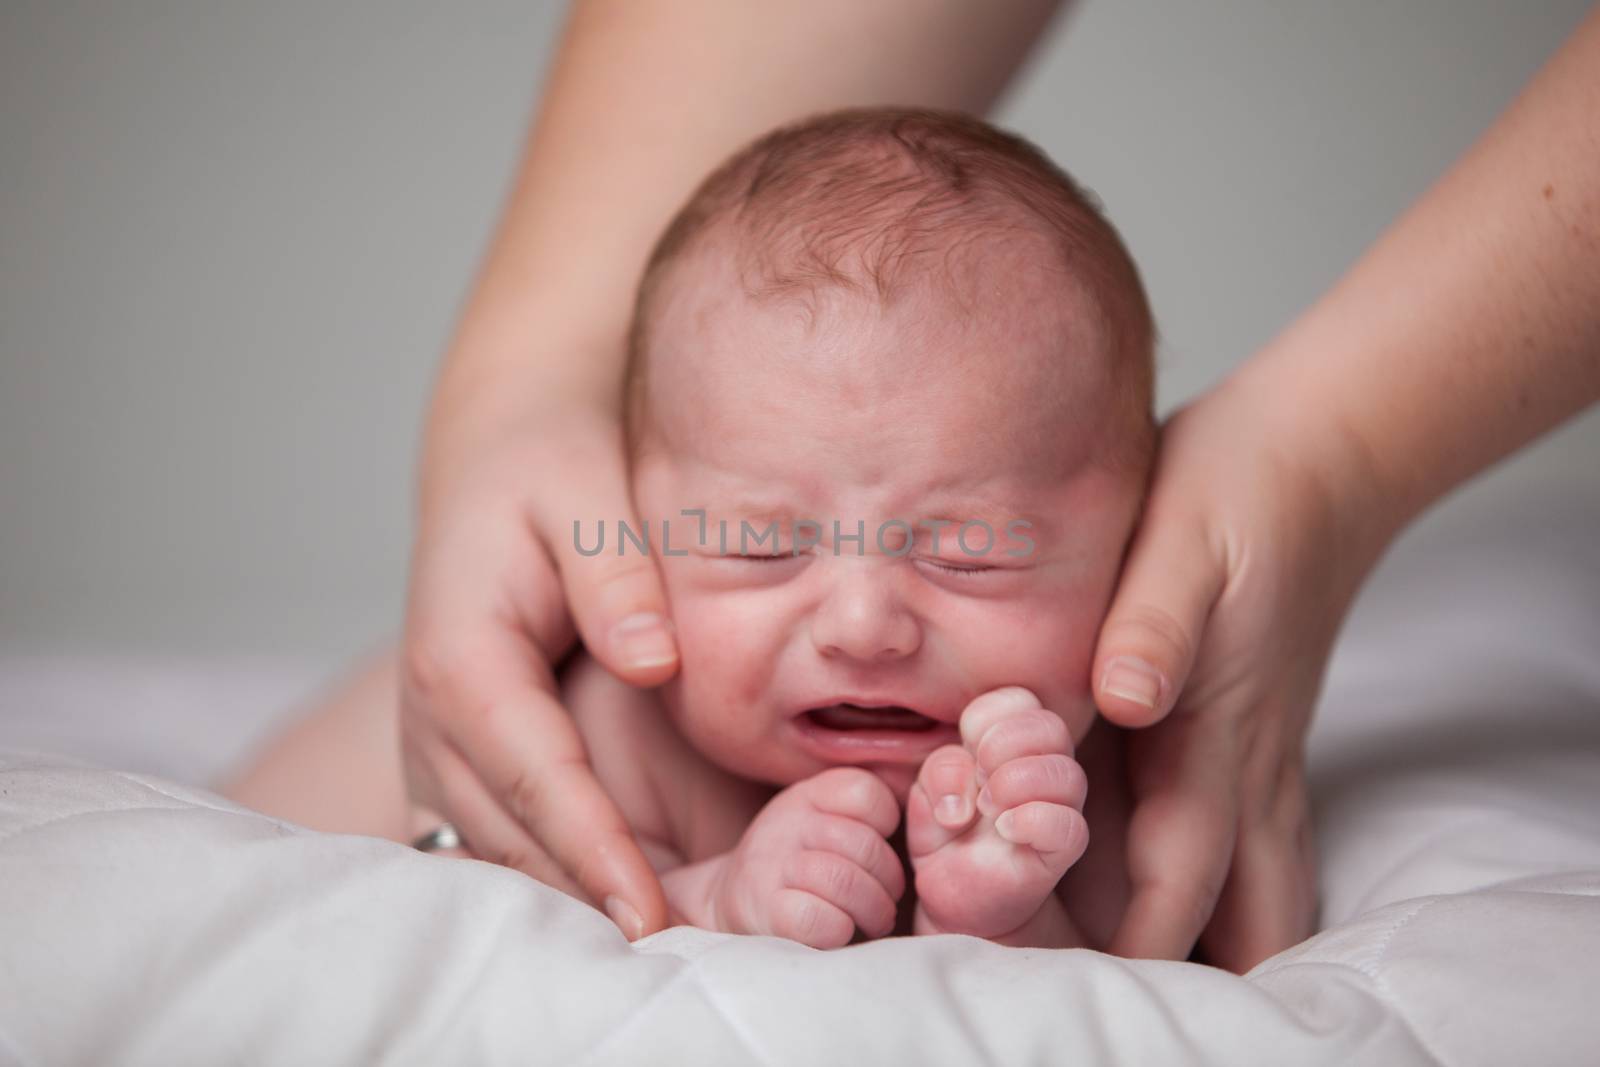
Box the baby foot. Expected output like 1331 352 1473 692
906 687 1089 940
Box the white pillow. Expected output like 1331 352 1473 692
1 754 1596 1066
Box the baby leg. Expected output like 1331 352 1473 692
218 647 435 844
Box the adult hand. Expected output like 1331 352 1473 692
1091 367 1395 972
1091 8 1600 974
399 396 678 941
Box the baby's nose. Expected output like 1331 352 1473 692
808 567 922 663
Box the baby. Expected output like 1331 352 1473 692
228 107 1156 949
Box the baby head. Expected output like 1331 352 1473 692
623 107 1155 799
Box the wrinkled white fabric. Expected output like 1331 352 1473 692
1 756 1595 1066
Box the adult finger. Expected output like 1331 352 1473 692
530 423 680 688
404 732 585 899
1201 760 1319 972
1107 718 1238 960
412 633 670 939
1091 498 1225 730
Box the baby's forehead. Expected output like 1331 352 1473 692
656 228 1111 380
641 244 1126 487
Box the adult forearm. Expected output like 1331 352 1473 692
1243 9 1600 542
422 0 1063 486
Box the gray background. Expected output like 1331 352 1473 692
3 0 1596 668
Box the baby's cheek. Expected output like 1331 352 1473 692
661 593 809 784
953 596 1100 732
671 688 815 787
662 578 738 664
664 679 755 766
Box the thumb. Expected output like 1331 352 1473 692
540 468 680 688
1092 507 1224 728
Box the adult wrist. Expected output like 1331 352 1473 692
1223 352 1409 582
418 323 627 498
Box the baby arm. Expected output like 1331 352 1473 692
660 767 905 948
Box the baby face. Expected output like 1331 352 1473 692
630 250 1148 799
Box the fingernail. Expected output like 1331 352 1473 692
976 784 994 815
935 794 969 826
995 810 1019 842
610 612 677 671
1101 656 1163 710
604 894 645 940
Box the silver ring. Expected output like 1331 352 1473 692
411 822 464 853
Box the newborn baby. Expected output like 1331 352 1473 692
229 107 1156 949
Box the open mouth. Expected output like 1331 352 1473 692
803 704 941 732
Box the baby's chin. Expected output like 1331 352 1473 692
768 758 919 807
671 704 928 808
861 762 918 804
719 744 920 809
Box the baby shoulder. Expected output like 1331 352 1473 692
559 651 683 854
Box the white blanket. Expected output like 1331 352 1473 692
2 490 1597 1065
